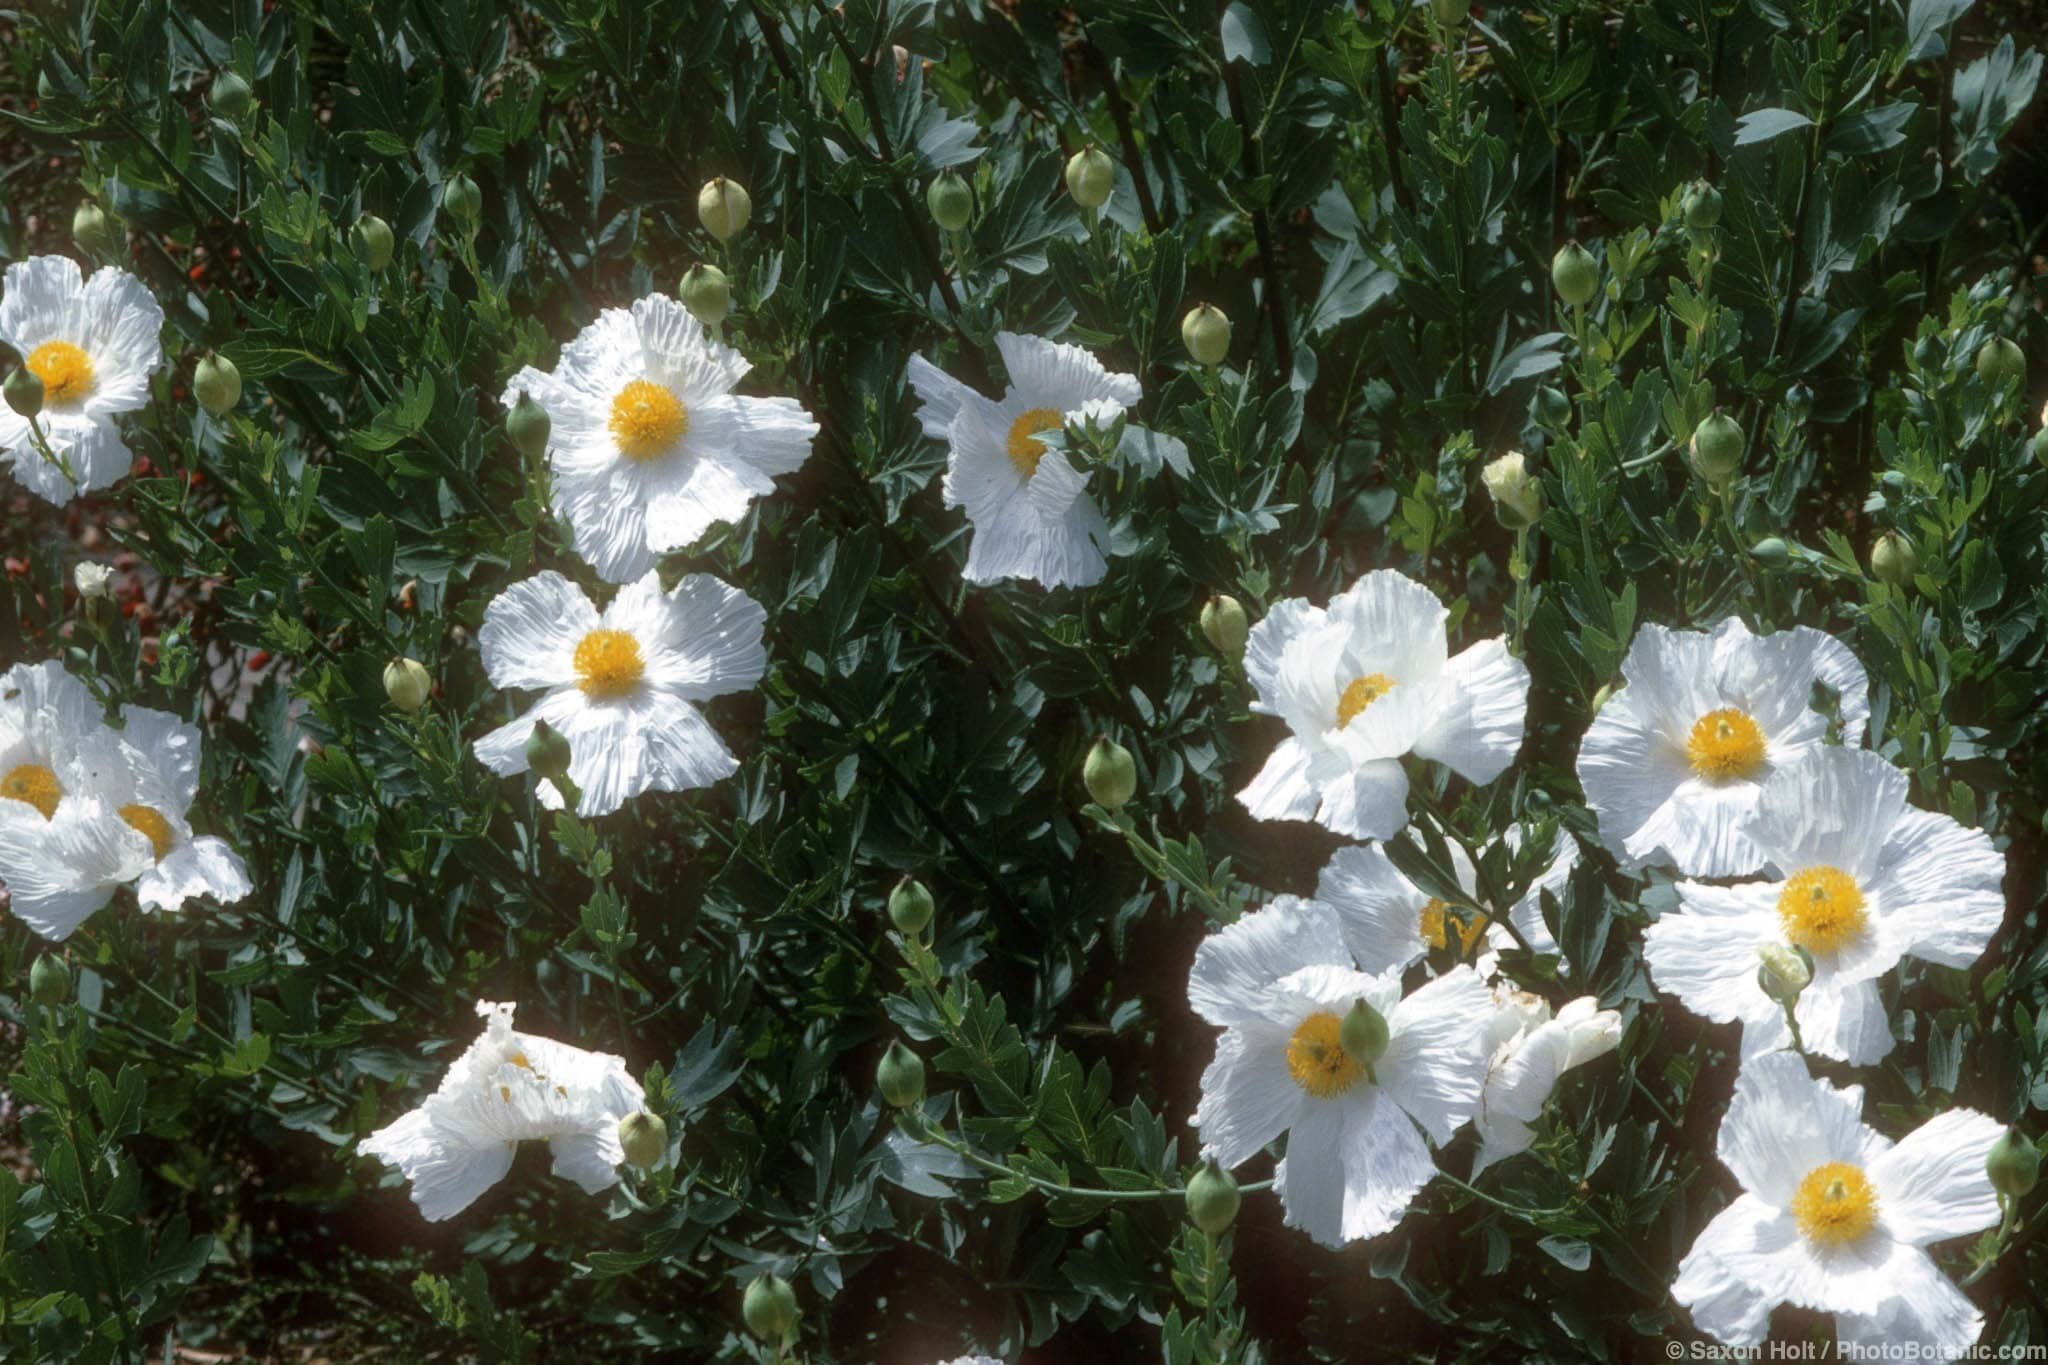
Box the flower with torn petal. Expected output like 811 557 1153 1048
1577 617 1869 877
1472 990 1621 1173
1643 747 2004 1065
0 256 165 504
905 332 1143 589
1188 896 1494 1246
1239 571 1530 840
500 295 818 583
360 1000 648 1221
472 569 767 816
1673 1052 2003 1354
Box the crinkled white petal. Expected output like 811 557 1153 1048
0 796 153 941
1378 965 1493 1144
1276 1091 1436 1247
1714 1052 1885 1208
1411 637 1529 784
478 571 600 692
1868 1108 2004 1247
1194 1023 1303 1169
1187 895 1350 1028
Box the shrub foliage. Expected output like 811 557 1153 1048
2 0 2046 1359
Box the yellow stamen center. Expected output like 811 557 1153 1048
119 805 176 860
1285 1011 1368 1099
1685 707 1767 781
1790 1162 1878 1247
1005 407 1063 477
1420 898 1489 955
573 628 644 700
608 379 689 460
1777 866 1867 955
26 340 95 405
1 763 62 820
1336 673 1397 729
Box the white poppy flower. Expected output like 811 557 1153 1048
1238 571 1530 840
74 709 253 914
905 332 1142 589
501 296 818 583
1472 990 1621 1173
1672 1052 2003 1353
1 667 250 939
1643 747 2003 1065
473 569 767 816
1188 896 1494 1246
1577 618 1869 877
1316 827 1575 975
0 256 164 504
0 661 146 940
361 1000 647 1221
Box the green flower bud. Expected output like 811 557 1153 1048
2033 427 2048 468
742 1273 799 1345
1534 385 1571 428
1976 336 2025 385
209 71 254 120
926 171 973 232
887 876 935 936
194 352 242 415
1682 182 1723 230
1870 530 1917 587
525 718 572 782
505 390 551 459
1181 303 1232 367
697 177 752 242
1590 682 1613 715
1064 145 1115 210
618 1110 668 1170
1339 998 1390 1070
876 1040 926 1108
72 201 116 256
28 953 69 1006
1184 1158 1241 1235
351 213 395 272
1987 1128 2041 1199
441 172 482 225
1756 943 1813 1006
1550 241 1598 308
382 657 432 713
4 367 44 420
1200 594 1249 658
1751 536 1790 567
1083 736 1137 810
1430 0 1467 26
679 263 731 330
1688 409 1745 483
1481 450 1544 530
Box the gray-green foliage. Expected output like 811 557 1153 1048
1 0 2045 1360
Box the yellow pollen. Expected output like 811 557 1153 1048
1 763 62 820
1420 898 1488 956
118 805 176 860
1005 407 1063 477
1336 673 1397 728
1685 707 1767 781
608 379 689 460
573 628 645 699
1285 1012 1368 1099
1791 1162 1878 1247
499 1085 512 1103
1778 866 1867 955
510 1051 532 1070
26 340 95 405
